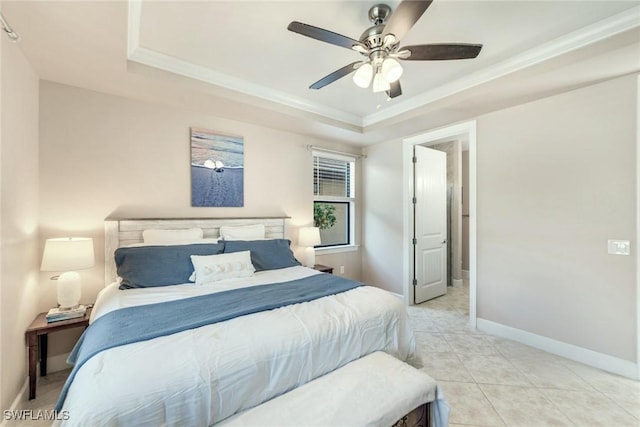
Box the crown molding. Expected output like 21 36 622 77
127 46 361 127
362 5 640 127
127 1 361 127
127 1 639 130
127 0 142 58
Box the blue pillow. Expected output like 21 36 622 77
223 239 301 272
115 243 224 289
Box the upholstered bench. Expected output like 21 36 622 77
217 351 447 427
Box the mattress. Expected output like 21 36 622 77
56 266 417 426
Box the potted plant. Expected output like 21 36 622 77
314 203 336 231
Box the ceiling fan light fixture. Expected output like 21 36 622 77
288 0 483 99
381 58 403 83
353 62 374 88
372 72 390 93
352 44 369 54
382 33 397 48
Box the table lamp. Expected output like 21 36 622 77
298 227 321 268
40 237 95 310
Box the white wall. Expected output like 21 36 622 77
38 81 362 363
0 35 40 409
476 74 637 363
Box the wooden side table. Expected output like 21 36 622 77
25 307 92 400
313 264 333 274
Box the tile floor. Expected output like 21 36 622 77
9 283 640 426
408 283 640 426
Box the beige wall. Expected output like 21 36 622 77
476 74 637 362
38 81 363 364
461 150 470 271
0 35 40 409
363 74 638 366
361 140 404 294
431 140 462 282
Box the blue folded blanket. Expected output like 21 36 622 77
55 273 362 410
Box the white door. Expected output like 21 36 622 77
414 145 447 303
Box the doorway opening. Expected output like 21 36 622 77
402 120 477 327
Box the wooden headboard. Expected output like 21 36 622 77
104 217 290 285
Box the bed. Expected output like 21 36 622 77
54 217 419 426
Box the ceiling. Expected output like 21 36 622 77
3 1 640 145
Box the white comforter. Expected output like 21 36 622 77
58 267 417 426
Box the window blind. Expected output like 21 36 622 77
313 155 354 198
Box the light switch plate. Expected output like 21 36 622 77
608 240 630 255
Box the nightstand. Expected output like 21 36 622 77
25 307 92 400
313 264 333 274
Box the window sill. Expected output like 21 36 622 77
315 245 360 255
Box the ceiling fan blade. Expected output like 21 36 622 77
400 43 482 60
383 0 433 43
288 21 365 51
386 80 402 99
310 62 362 90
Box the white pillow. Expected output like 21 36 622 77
220 224 265 241
125 238 218 248
142 228 204 244
190 251 255 285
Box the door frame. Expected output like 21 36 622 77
402 120 477 327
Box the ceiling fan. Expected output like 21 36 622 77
287 0 482 99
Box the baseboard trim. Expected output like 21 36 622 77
452 279 463 288
477 318 639 380
387 291 404 300
1 353 71 425
1 378 29 427
461 270 470 280
46 352 71 374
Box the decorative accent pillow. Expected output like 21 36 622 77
219 224 265 241
223 239 301 272
115 243 224 289
190 251 256 285
142 228 204 244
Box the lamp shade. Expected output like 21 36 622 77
372 72 390 93
41 237 95 272
381 58 403 83
298 227 321 247
352 63 373 88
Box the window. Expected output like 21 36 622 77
313 151 356 248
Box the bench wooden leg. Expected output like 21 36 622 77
391 402 431 427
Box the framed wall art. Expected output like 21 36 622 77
191 128 244 207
